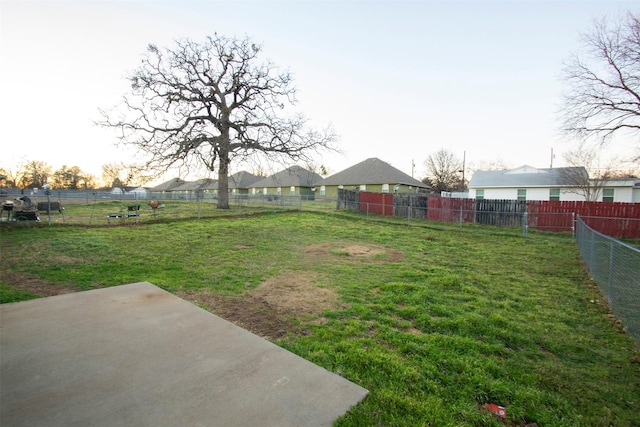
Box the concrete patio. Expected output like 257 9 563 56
0 282 368 426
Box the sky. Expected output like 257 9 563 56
1 0 638 186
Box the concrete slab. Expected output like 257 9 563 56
1 282 368 426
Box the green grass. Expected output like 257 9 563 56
1 211 638 426
0 283 40 303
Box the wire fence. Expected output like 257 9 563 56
576 216 640 347
2 190 637 238
355 203 565 240
0 191 337 225
2 189 639 345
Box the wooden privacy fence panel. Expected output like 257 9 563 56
394 194 428 219
337 189 359 211
359 192 394 216
530 200 640 237
336 190 640 237
532 200 640 218
474 199 526 227
580 216 640 238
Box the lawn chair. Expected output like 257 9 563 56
127 205 140 219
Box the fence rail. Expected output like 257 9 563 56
2 188 638 346
576 216 640 347
336 190 640 238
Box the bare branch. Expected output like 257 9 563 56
424 149 463 193
560 12 640 160
98 34 337 208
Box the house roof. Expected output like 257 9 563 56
149 178 187 192
468 165 588 188
172 178 217 191
228 171 263 189
321 158 429 188
249 166 323 188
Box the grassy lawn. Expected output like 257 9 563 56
1 211 638 426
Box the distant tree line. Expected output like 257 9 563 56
0 161 151 190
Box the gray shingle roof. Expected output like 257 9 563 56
228 171 263 189
321 158 428 188
468 165 588 188
149 178 187 192
249 166 323 188
172 178 218 191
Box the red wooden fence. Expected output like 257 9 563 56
359 192 394 216
354 191 640 238
529 200 640 238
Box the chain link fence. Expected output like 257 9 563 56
3 188 639 345
0 189 337 225
576 216 640 347
354 200 578 240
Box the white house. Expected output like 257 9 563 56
468 165 640 202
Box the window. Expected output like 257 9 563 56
359 184 367 191
382 184 389 193
476 189 484 200
290 186 296 195
517 189 526 201
276 187 282 195
549 188 560 201
320 185 326 196
603 188 614 202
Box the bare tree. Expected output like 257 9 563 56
424 149 462 193
52 165 94 190
101 162 153 189
0 166 21 188
469 159 511 173
560 144 617 201
560 12 640 160
17 161 52 189
99 35 336 209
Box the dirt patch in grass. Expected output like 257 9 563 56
178 271 345 339
306 242 404 262
3 241 394 341
1 271 79 297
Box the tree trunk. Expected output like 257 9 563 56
217 152 230 209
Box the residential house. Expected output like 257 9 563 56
248 166 322 197
318 158 429 197
227 171 263 195
468 165 640 202
149 178 187 193
171 178 218 199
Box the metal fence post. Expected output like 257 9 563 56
608 241 615 303
197 191 201 219
46 191 51 226
522 211 528 238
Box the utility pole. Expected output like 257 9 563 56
459 151 466 191
550 147 555 168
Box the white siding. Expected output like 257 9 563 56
475 188 585 201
